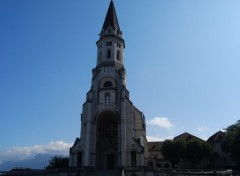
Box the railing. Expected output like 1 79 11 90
0 168 234 176
124 168 233 176
157 169 233 175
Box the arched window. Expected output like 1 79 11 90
117 50 121 61
105 92 110 105
107 50 111 59
104 81 113 87
99 51 102 61
77 151 82 168
131 151 137 167
107 41 112 46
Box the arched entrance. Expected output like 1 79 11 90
96 111 118 170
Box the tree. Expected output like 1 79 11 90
185 140 211 168
46 155 69 169
161 139 211 169
161 140 186 168
222 120 240 168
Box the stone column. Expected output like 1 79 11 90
121 89 126 167
84 102 92 166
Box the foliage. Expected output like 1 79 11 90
45 155 69 169
185 140 212 168
161 140 186 168
161 139 212 168
222 120 240 167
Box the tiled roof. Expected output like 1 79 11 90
148 141 164 152
173 132 204 142
207 131 225 143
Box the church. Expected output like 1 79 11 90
68 2 235 176
69 1 148 171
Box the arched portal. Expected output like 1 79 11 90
96 111 118 170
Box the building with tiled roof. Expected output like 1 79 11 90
207 131 225 143
146 141 171 169
207 131 233 168
173 132 204 142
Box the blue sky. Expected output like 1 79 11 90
0 0 240 163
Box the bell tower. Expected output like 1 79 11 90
70 1 147 171
96 0 125 69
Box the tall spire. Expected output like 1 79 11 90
102 0 121 33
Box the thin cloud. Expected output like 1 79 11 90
147 117 174 129
0 141 72 163
147 135 173 142
197 127 207 132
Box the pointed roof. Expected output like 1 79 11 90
207 131 225 143
173 132 204 142
148 141 164 152
102 0 120 31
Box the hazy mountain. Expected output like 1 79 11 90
0 153 53 171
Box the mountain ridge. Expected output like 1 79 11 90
0 153 54 171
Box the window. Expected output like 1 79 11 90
117 50 121 61
107 50 111 59
105 92 110 105
148 161 153 168
131 151 137 167
77 152 82 168
116 42 121 48
107 41 112 46
104 81 113 87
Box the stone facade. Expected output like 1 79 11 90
69 1 147 171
